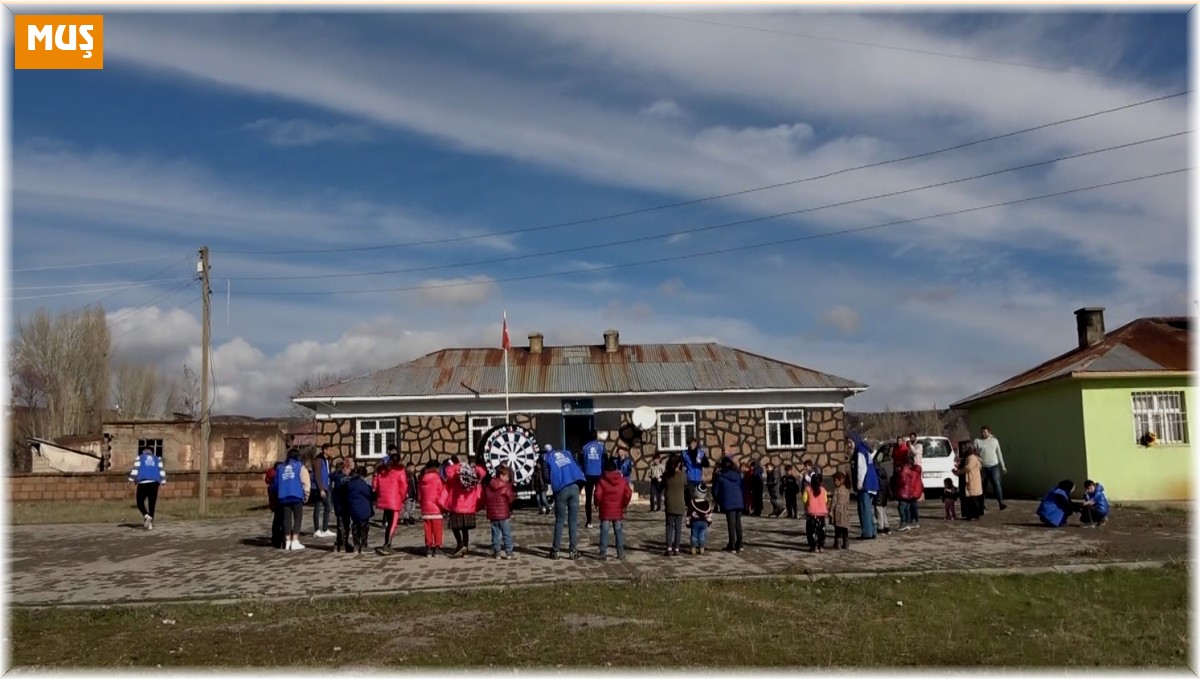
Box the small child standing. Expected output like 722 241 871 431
595 459 633 560
828 472 852 550
484 464 517 559
687 482 714 555
418 460 446 557
943 479 959 520
344 466 375 554
402 462 419 526
330 457 354 554
803 473 828 553
781 466 801 519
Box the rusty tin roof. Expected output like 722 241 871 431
298 342 867 400
951 316 1191 409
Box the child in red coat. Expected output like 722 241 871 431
595 459 633 560
372 454 408 554
484 464 517 559
417 460 446 556
896 459 924 531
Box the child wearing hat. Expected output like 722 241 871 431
687 481 714 555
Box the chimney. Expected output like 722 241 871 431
528 332 544 354
1074 307 1106 349
603 329 620 354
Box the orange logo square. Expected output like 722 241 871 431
14 15 103 70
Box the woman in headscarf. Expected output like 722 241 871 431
956 444 985 521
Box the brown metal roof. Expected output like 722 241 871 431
951 316 1191 409
298 342 866 400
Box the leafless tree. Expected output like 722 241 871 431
112 362 176 420
11 306 111 439
289 371 349 418
165 363 200 419
910 409 946 437
872 407 909 442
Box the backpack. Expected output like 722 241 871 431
458 464 480 491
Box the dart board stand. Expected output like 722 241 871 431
477 423 540 499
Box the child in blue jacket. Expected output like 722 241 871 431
1081 480 1109 527
344 466 376 553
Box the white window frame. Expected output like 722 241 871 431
356 419 398 459
656 411 697 452
1131 391 1189 445
137 438 164 457
469 415 509 447
765 409 807 450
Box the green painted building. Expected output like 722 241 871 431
951 309 1192 502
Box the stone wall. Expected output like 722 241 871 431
317 414 538 465
8 471 268 503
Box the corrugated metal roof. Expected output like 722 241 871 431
952 316 1191 409
300 342 866 399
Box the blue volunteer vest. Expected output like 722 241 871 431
548 450 585 492
1037 488 1069 527
582 440 605 477
277 459 305 503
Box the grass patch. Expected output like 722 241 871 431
11 565 1188 668
9 498 268 525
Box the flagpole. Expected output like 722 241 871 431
503 311 511 421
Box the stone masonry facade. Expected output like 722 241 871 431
317 407 848 481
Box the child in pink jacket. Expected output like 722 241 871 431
442 455 487 558
418 460 446 557
372 454 408 555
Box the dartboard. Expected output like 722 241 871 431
479 424 539 487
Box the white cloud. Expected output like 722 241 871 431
820 305 861 335
640 99 685 120
242 117 373 147
415 275 498 307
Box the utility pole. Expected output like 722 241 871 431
198 247 212 516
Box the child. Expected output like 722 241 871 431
1081 479 1109 527
418 460 446 557
372 454 408 554
873 460 891 535
803 473 828 553
828 472 851 550
532 453 551 515
403 462 419 526
330 456 355 553
484 464 517 559
663 456 688 556
687 481 714 555
595 459 633 560
942 478 959 520
444 455 487 558
712 457 746 554
781 465 801 519
896 457 924 531
344 466 375 554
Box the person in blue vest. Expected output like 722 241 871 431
850 434 879 539
310 445 333 539
1036 480 1081 528
614 445 633 482
682 438 709 500
546 443 586 560
127 447 166 530
1080 480 1110 527
581 431 607 529
270 448 311 550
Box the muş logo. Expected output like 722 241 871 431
15 15 104 70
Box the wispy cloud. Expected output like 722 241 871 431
241 117 373 147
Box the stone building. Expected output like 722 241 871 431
295 330 866 485
102 416 310 472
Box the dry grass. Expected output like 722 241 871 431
10 565 1188 668
8 498 268 525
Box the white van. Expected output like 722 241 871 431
874 436 958 495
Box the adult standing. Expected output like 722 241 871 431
712 457 746 553
310 445 333 538
956 446 985 520
443 454 487 558
265 459 284 548
581 431 606 529
128 447 166 531
749 459 765 517
647 453 666 512
272 448 311 551
973 426 1008 510
547 444 586 560
764 462 783 517
850 434 879 539
682 438 709 500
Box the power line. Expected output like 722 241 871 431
234 167 1188 297
227 130 1189 282
11 277 191 291
10 279 192 301
644 13 1110 78
110 288 201 344
13 255 194 318
12 253 186 274
216 90 1186 257
108 280 197 330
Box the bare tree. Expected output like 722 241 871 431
11 306 111 439
872 407 909 442
289 371 349 418
165 363 200 419
112 362 176 420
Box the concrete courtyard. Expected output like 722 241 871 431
9 499 1187 607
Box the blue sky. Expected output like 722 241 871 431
9 10 1191 415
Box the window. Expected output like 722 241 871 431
470 415 508 450
1132 391 1189 444
766 409 806 450
657 411 697 451
137 438 163 457
357 419 398 459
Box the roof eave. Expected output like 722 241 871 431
294 385 868 404
951 369 1194 410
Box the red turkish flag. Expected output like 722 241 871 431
502 312 510 350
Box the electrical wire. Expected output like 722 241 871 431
14 255 195 318
12 253 187 273
107 279 197 329
10 279 193 301
110 291 201 343
216 90 1187 257
226 130 1189 282
10 277 192 291
233 166 1188 297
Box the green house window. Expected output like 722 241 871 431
1131 391 1188 445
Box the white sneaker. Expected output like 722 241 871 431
147 517 153 531
292 541 306 551
285 540 293 551
143 515 151 530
